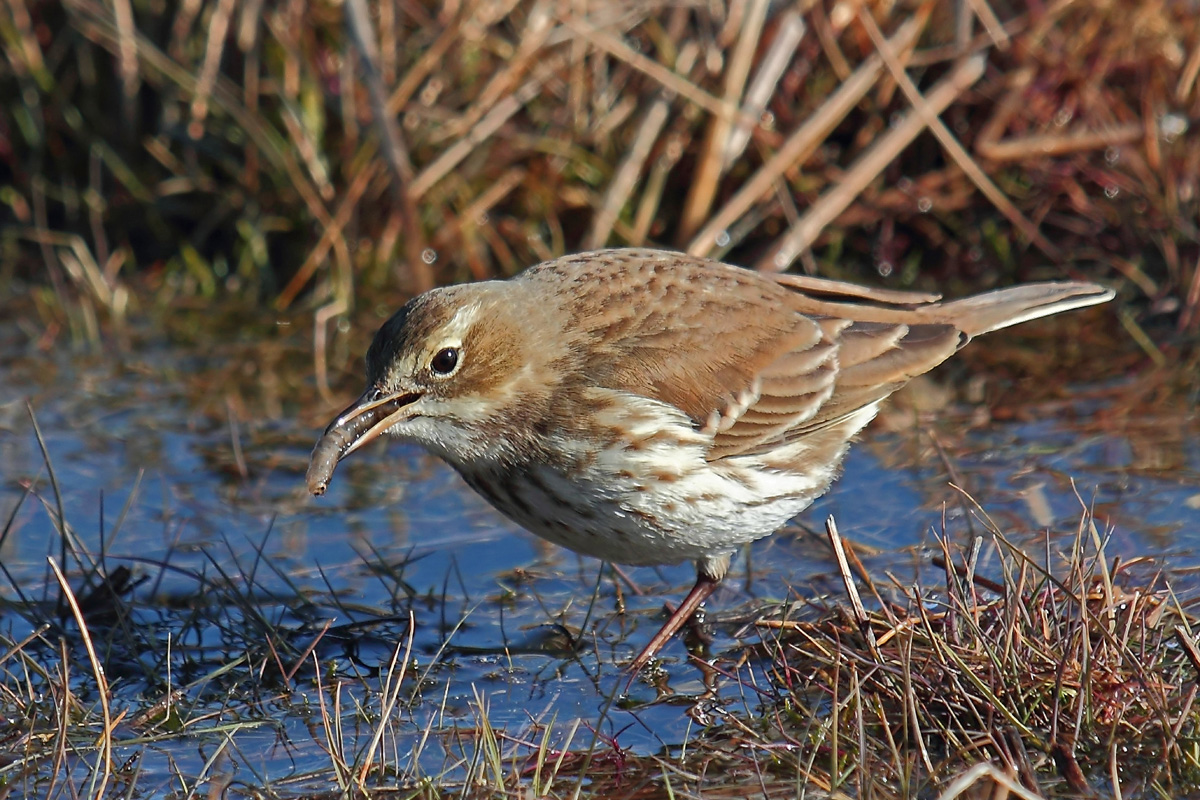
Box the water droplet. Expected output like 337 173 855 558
337 318 351 333
877 260 893 277
774 249 793 269
896 177 913 191
1161 112 1188 142
715 230 730 247
759 111 775 130
476 212 489 226
917 197 932 213
1054 108 1073 127
968 245 983 262
1104 185 1120 199
1105 146 1120 165
421 248 438 264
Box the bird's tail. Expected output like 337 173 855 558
928 282 1115 338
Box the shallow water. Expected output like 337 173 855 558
0 300 1196 795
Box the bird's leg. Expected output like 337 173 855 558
628 572 721 673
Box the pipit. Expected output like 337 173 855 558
306 248 1113 670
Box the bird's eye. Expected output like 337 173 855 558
430 347 459 375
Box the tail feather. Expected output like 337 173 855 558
925 282 1115 338
777 273 1113 336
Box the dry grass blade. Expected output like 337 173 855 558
344 0 415 185
755 52 986 271
856 10 1061 262
962 0 1011 51
690 16 925 258
742 493 1200 796
410 53 568 200
678 0 769 243
111 0 139 120
277 161 380 310
355 612 415 787
563 14 755 127
937 762 1047 800
724 10 807 167
13 0 1191 327
825 516 878 659
585 81 675 249
1180 254 1200 332
189 0 236 135
46 558 113 799
344 0 431 295
977 122 1143 161
61 0 335 232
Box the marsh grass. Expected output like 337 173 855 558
729 510 1200 797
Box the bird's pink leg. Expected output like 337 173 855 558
629 573 720 674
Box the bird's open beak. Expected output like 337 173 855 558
305 389 420 495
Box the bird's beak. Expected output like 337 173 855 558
306 388 420 495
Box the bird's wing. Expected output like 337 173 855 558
534 250 833 443
530 250 957 460
710 317 969 459
531 250 1106 462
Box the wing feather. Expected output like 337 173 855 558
523 249 1109 464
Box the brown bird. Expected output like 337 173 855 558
306 248 1112 671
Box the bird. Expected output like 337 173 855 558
305 248 1113 671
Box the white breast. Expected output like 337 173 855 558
455 392 880 568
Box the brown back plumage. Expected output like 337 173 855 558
526 249 1113 461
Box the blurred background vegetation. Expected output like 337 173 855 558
1 0 1197 339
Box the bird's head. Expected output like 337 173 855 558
306 281 562 494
